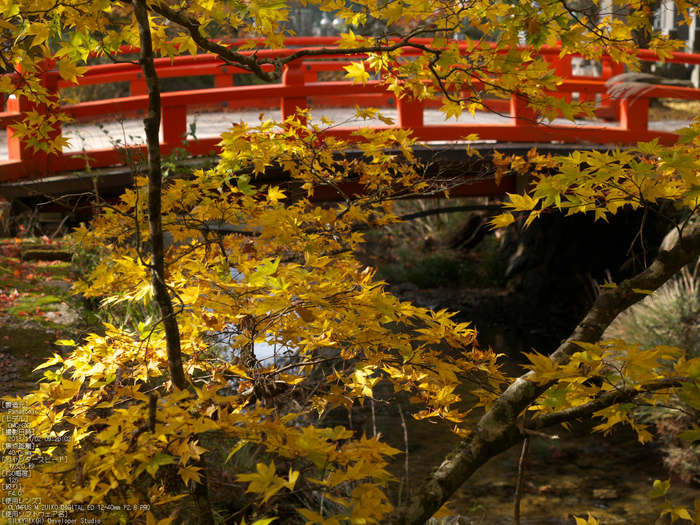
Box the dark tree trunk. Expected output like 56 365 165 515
132 1 215 522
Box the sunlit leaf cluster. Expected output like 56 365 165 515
489 122 700 230
2 114 507 523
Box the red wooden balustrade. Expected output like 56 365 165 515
2 38 700 182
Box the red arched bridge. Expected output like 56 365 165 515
1 37 700 202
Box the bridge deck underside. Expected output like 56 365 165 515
0 142 617 207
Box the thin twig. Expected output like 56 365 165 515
399 407 410 496
129 392 158 449
513 436 530 525
522 428 559 441
371 399 377 438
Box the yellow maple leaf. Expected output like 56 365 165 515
344 62 370 85
488 212 515 229
574 513 600 525
267 186 286 203
522 350 560 384
179 464 203 485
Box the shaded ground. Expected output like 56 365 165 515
0 237 84 398
360 304 700 524
376 402 700 524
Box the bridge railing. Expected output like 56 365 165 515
2 39 700 181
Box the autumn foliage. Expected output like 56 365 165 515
3 0 700 523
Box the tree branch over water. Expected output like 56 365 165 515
386 229 700 525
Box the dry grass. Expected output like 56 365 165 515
649 99 700 121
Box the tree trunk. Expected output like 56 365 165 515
132 1 215 522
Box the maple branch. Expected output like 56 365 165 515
129 392 158 449
399 407 411 497
513 436 529 525
525 376 690 431
121 0 454 83
385 228 700 525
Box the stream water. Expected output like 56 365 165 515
365 326 700 524
210 262 700 523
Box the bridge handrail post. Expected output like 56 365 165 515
552 55 573 104
619 95 649 132
397 93 424 128
281 62 308 122
161 104 188 146
6 95 29 163
599 58 624 120
214 66 234 88
131 73 148 96
510 93 536 126
303 62 317 84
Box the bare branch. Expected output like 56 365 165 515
513 436 529 525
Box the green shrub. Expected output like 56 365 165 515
605 262 700 483
363 199 506 289
606 263 700 357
